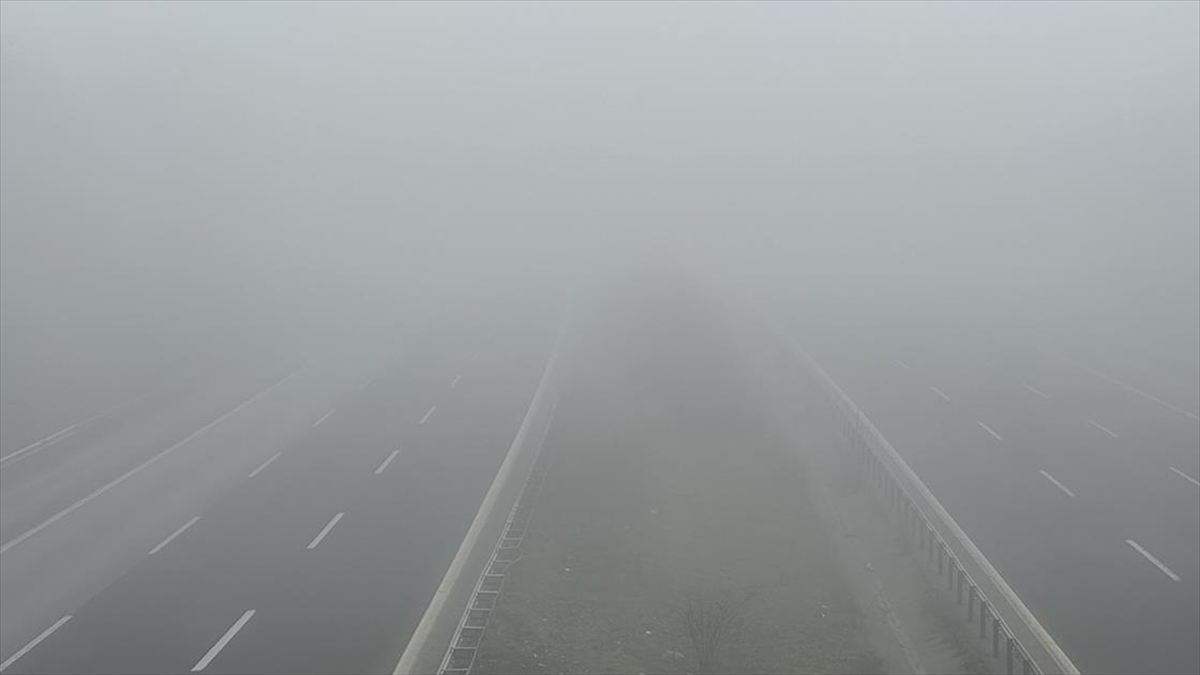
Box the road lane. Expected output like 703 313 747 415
2 313 555 674
786 309 1199 674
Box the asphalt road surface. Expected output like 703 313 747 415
785 302 1200 675
0 311 554 674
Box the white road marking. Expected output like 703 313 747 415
1087 419 1118 438
1125 540 1181 582
0 371 299 555
895 360 910 371
471 352 480 362
312 407 335 428
359 375 377 392
1168 467 1200 488
1023 383 1050 400
374 450 400 475
191 610 255 672
450 374 462 389
977 421 1003 441
247 452 282 478
1038 470 1076 497
0 424 78 466
0 615 71 672
148 516 201 555
307 512 344 550
1076 362 1199 422
419 406 436 426
930 386 951 402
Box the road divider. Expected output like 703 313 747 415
773 324 1080 675
393 314 570 675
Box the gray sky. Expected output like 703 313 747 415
2 1 1197 411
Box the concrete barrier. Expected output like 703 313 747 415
392 316 570 675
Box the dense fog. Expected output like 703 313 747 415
3 0 1197 440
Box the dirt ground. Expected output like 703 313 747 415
473 278 984 674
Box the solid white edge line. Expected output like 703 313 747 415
1087 419 1118 438
247 452 283 478
1080 364 1200 422
1023 383 1050 400
0 370 300 555
772 323 1080 674
419 406 436 426
190 609 255 672
0 615 72 672
1168 467 1200 488
450 375 462 389
375 450 400 475
930 386 950 402
0 425 78 466
977 421 1003 441
312 407 335 428
895 359 910 371
394 315 568 675
306 512 344 550
1038 470 1076 498
1125 540 1181 582
148 516 201 555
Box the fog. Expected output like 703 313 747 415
2 1 1197 440
1 4 1199 674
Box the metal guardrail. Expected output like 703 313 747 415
393 316 570 675
784 337 1080 675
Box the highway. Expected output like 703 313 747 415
785 300 1200 675
0 311 555 674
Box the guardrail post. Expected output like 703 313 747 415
1007 635 1015 674
956 566 964 604
992 612 1000 656
937 542 944 575
980 600 988 639
968 584 976 619
947 552 954 590
1022 653 1032 675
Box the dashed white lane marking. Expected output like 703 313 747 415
248 452 282 478
312 407 335 428
0 371 300 555
930 386 951 402
977 421 1003 441
1023 383 1050 400
1038 470 1076 497
374 450 400 475
148 516 201 555
1125 540 1181 582
450 374 462 389
191 609 255 672
1088 419 1118 439
0 425 78 466
895 360 910 371
1168 467 1200 488
359 375 377 392
307 512 344 550
0 615 71 672
419 406 436 426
